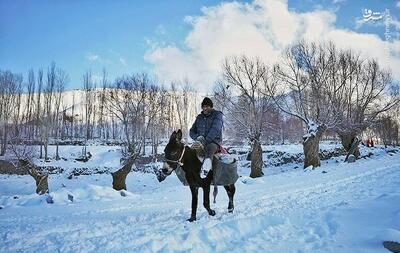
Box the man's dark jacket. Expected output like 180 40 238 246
189 109 223 145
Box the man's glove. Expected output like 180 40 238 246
196 135 206 145
192 141 205 158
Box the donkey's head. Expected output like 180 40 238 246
162 129 185 175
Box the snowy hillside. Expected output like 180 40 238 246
0 144 399 253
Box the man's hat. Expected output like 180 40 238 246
201 97 213 108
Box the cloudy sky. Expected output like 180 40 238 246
1 0 399 93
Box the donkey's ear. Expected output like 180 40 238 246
176 129 182 142
169 131 177 142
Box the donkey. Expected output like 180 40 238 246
162 129 236 222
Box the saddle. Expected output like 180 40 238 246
176 142 238 204
191 141 227 161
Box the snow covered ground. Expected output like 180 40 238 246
0 144 399 253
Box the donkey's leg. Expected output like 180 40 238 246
224 184 236 213
188 186 199 222
202 184 216 216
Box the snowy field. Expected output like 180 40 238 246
0 144 400 253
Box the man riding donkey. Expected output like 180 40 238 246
190 97 224 177
160 97 236 221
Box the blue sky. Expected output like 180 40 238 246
0 0 399 91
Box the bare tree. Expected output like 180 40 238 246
36 69 43 153
146 83 168 157
11 76 23 142
0 70 23 156
267 41 339 168
71 91 76 139
98 68 108 139
54 69 68 160
327 47 399 157
25 69 36 139
375 116 399 147
215 55 273 178
42 63 56 160
106 74 146 154
170 79 194 143
82 71 95 160
36 63 68 161
105 73 150 189
8 140 47 194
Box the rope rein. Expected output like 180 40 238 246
164 146 186 167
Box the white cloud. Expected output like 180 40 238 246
145 0 400 92
397 1 400 9
156 25 167 35
119 57 127 66
86 53 100 62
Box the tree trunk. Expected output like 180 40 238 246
55 120 60 160
344 137 361 162
39 142 43 159
44 139 48 161
0 143 5 156
28 168 49 195
339 132 360 159
0 129 3 156
55 144 60 160
250 138 263 178
1 126 7 156
303 135 321 168
142 136 146 156
303 125 326 169
112 160 134 190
